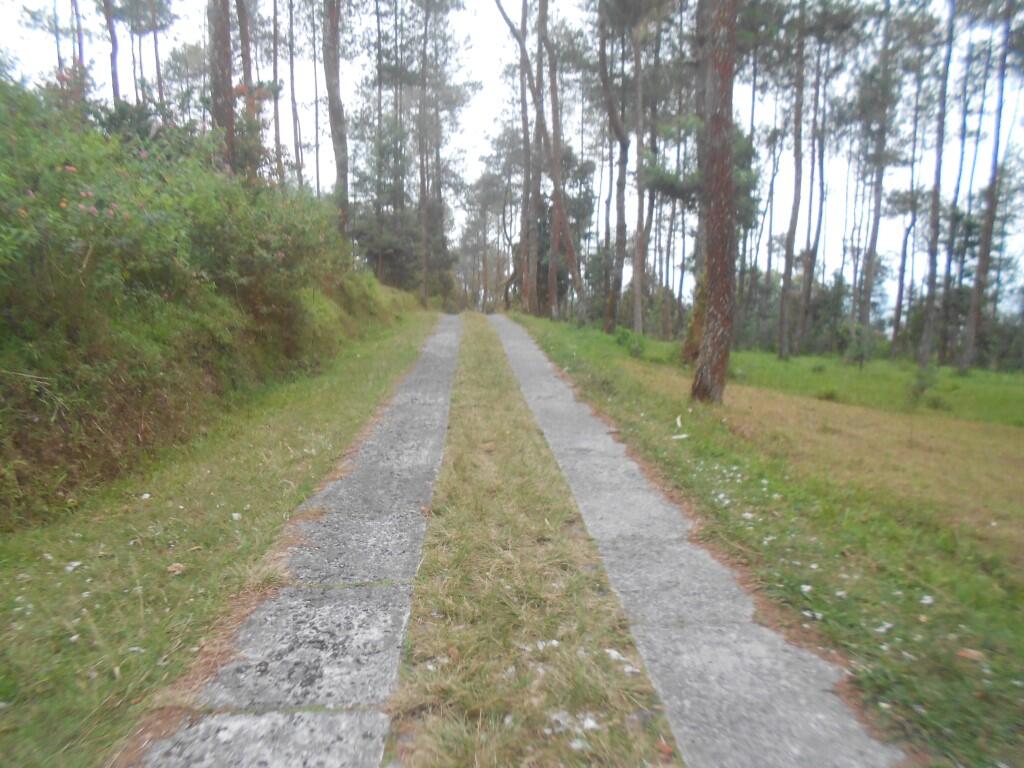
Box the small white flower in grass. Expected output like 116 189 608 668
604 648 627 662
140 493 151 500
809 563 818 570
920 595 934 606
800 584 813 594
580 714 600 731
69 634 80 643
569 739 589 752
42 553 53 561
65 561 82 573
878 702 891 711
835 590 847 598
232 513 242 522
875 622 894 634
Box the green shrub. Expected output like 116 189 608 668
0 78 405 528
627 334 646 358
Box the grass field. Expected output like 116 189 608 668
388 314 681 766
0 312 436 767
517 315 1024 767
634 334 1024 426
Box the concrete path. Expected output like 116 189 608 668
489 315 902 768
144 315 463 768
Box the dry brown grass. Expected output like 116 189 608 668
620 359 1024 567
388 314 681 767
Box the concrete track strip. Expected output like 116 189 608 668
143 315 462 768
489 314 902 768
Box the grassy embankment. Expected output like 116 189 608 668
388 314 681 766
0 308 436 767
517 316 1023 767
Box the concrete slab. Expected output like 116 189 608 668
200 584 411 710
144 315 463 767
289 511 426 584
489 314 902 768
143 710 389 768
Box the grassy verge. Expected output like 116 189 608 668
0 311 436 767
388 314 681 766
517 315 1023 767
629 333 1024 426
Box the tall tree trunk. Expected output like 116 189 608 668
517 0 534 312
893 68 922 349
101 0 121 103
417 3 431 305
939 43 982 361
71 0 84 70
543 17 586 316
632 28 646 335
778 0 805 359
919 0 956 366
682 0 710 363
961 0 1012 370
858 0 893 329
236 0 256 117
274 0 286 183
288 0 304 187
152 27 164 104
323 0 349 229
130 30 139 102
596 21 630 333
374 0 385 215
796 45 825 350
137 30 146 95
208 0 234 168
311 2 321 197
691 0 737 403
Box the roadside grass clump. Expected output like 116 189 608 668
388 314 680 767
515 315 1023 766
0 312 435 768
0 77 416 527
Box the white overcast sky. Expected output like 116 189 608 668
3 0 1021 314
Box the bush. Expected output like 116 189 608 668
0 78 400 528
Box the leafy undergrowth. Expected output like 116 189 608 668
388 314 681 767
630 333 1024 426
0 78 419 528
0 312 436 768
517 315 1023 767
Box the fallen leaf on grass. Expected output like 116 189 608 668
957 648 986 662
